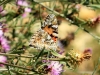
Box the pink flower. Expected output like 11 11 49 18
48 61 63 75
24 7 31 13
0 36 10 52
0 56 7 67
0 23 3 37
0 23 10 52
0 30 3 37
22 7 31 18
0 6 7 16
22 12 27 18
0 10 7 16
16 0 29 7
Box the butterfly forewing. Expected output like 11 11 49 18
29 14 59 50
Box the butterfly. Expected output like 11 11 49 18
29 14 75 53
29 14 61 51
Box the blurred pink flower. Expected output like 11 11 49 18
0 36 10 52
16 0 31 18
22 7 31 18
48 61 63 75
22 12 27 18
17 0 29 7
0 6 7 16
0 56 7 67
0 23 3 37
24 7 31 12
0 30 3 37
0 23 10 52
0 10 7 16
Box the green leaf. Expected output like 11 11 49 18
88 4 100 9
51 50 65 58
36 47 45 60
33 48 45 69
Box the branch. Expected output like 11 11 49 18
92 58 100 75
0 62 35 71
0 53 62 61
0 53 35 58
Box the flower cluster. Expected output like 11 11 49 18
47 61 63 75
37 61 63 75
0 22 10 67
66 48 92 69
16 0 31 18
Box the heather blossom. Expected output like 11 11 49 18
0 56 7 67
0 36 10 52
0 23 10 52
16 0 31 18
16 0 29 7
24 7 31 13
47 61 63 75
0 23 3 37
22 7 31 18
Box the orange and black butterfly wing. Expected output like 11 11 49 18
42 14 58 42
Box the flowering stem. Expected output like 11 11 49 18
81 27 100 41
35 1 65 17
0 53 62 61
92 58 100 75
0 62 34 71
0 53 35 58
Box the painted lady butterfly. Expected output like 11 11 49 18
29 14 60 51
